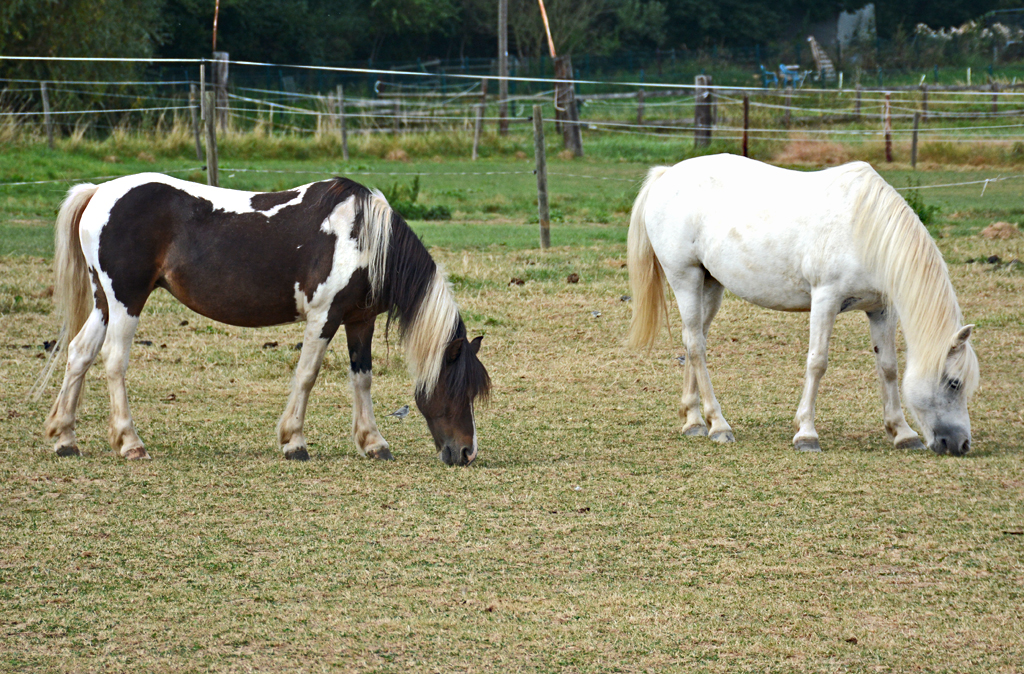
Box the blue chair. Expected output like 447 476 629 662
759 64 778 88
779 64 801 88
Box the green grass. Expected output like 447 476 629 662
1 138 1023 671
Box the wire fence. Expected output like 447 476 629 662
3 55 1024 201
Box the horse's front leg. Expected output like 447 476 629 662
345 319 393 460
792 295 841 452
867 308 924 449
276 319 333 461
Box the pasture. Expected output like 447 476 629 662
1 149 1023 671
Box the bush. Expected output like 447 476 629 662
380 176 451 221
903 181 940 227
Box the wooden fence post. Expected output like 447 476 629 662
921 84 928 121
189 84 203 161
479 79 488 132
884 92 892 163
637 88 645 126
742 94 749 158
213 51 229 132
855 85 862 121
992 81 999 116
393 100 401 135
532 105 550 249
337 84 349 161
911 110 920 170
40 81 54 150
554 55 583 157
498 0 509 136
694 75 713 147
204 90 219 187
472 102 484 160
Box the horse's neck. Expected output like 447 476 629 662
862 202 961 376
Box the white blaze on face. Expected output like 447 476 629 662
467 401 479 463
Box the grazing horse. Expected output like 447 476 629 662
628 154 979 455
37 173 490 465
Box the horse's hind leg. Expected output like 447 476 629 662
45 310 107 456
671 268 734 443
344 319 392 460
102 308 148 459
276 319 333 461
680 276 730 441
867 309 924 450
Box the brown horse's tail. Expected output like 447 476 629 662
29 183 97 400
626 166 670 351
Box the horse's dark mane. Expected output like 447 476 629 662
367 198 491 403
445 319 492 405
376 208 438 340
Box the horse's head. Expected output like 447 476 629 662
903 325 978 456
415 333 491 466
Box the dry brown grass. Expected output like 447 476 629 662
1 220 1022 671
773 137 852 166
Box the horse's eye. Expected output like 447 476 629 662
946 378 962 392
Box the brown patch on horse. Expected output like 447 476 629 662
122 446 151 460
250 190 298 211
97 179 371 327
88 267 109 324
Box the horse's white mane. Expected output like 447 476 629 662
848 163 979 392
358 190 458 397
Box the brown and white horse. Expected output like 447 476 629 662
37 173 490 465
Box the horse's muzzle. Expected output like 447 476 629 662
439 444 477 466
929 428 971 456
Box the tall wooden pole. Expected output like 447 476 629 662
337 84 349 161
472 102 484 160
694 75 713 147
533 105 550 249
204 89 219 186
742 94 749 157
884 92 892 163
189 83 203 160
40 81 54 150
911 111 920 170
498 0 509 136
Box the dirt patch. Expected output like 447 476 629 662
774 138 851 166
980 221 1020 240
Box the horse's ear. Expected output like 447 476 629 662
446 337 465 363
950 324 974 353
469 335 483 355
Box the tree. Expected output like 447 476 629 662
0 0 165 81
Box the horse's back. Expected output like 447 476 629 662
642 155 881 311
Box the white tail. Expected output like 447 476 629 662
626 166 670 350
29 183 97 400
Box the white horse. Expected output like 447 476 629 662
628 154 979 455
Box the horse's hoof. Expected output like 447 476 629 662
896 436 926 450
366 446 394 461
284 447 309 461
123 446 151 460
794 438 821 452
683 425 709 437
55 445 81 457
710 431 735 444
